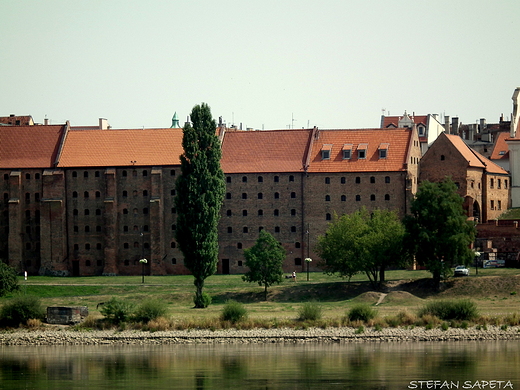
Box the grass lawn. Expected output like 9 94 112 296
4 268 520 323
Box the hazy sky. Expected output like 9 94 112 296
2 0 519 130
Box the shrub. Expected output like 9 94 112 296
348 304 377 323
418 299 478 321
221 300 248 323
134 299 168 323
0 262 20 297
0 295 45 327
100 298 134 324
298 301 323 321
194 292 212 308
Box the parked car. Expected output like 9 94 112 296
454 266 469 277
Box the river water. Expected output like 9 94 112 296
1 341 519 389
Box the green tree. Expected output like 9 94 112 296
316 208 406 288
403 178 476 290
0 261 20 297
175 103 226 308
242 230 286 301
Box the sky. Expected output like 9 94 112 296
1 0 519 130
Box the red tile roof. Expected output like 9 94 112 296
220 129 312 173
382 115 427 128
490 131 510 160
58 128 184 167
307 128 412 173
444 134 508 175
0 125 65 168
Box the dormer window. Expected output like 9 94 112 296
342 144 353 159
321 144 333 160
378 143 389 159
418 126 425 136
357 143 368 159
499 151 506 155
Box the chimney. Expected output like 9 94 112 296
479 118 486 134
444 115 450 133
99 118 108 130
452 117 459 136
44 118 49 125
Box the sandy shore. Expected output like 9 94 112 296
1 325 520 346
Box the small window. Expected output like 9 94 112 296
25 173 31 180
143 190 148 196
122 170 127 177
237 242 243 249
295 258 302 266
379 149 387 159
295 242 301 248
326 213 332 221
325 195 330 201
123 191 128 197
85 244 91 251
238 260 243 267
274 192 280 199
289 175 294 182
84 171 89 178
275 226 280 233
370 176 375 183
171 258 177 264
341 195 346 201
124 225 129 232
143 208 148 215
72 171 78 178
243 210 248 216
258 209 263 216
171 169 176 176
440 155 445 161
143 170 148 177
358 149 366 159
85 226 90 233
226 193 232 199
84 191 89 198
258 176 263 183
343 149 351 159
243 227 248 233
291 209 296 216
84 209 90 216
242 193 247 199
325 177 330 184
124 242 129 249
73 209 79 216
226 210 232 216
95 171 100 177
274 209 279 216
291 192 296 198
171 189 176 196
356 195 361 201
290 226 296 233
96 191 101 198
370 194 376 201
123 208 128 214
242 176 248 183
385 176 390 183
341 177 346 184
385 194 390 201
227 227 233 233
355 177 361 184
274 176 279 183
96 209 101 215
321 144 333 160
226 176 231 183
258 193 263 199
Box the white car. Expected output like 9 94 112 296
454 266 469 277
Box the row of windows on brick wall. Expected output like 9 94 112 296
71 169 174 178
122 208 149 215
226 209 298 217
73 209 102 216
72 191 101 198
4 173 42 180
227 226 297 234
234 241 301 250
74 226 103 233
123 225 149 232
122 258 178 266
122 190 149 197
122 242 150 249
227 175 296 183
324 176 391 184
73 243 103 251
19 193 41 203
325 194 392 201
226 192 297 200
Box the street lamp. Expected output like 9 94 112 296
305 258 312 281
139 258 148 283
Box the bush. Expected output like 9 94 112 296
418 299 478 321
100 298 134 324
221 300 248 323
0 295 45 327
298 301 323 321
134 299 168 323
194 292 212 308
0 262 20 297
348 304 377 323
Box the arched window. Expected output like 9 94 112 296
325 177 330 184
385 194 390 201
258 209 263 216
226 210 232 216
326 213 332 221
242 209 248 216
84 191 89 198
72 191 78 198
325 195 330 201
258 176 263 182
289 175 295 182
341 195 346 202
356 195 361 201
370 194 376 201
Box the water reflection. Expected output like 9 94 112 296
0 341 519 389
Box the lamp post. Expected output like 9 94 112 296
140 258 147 283
474 250 481 276
305 258 312 281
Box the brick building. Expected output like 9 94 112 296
419 132 510 223
1 120 421 276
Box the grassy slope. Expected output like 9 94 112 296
4 268 520 321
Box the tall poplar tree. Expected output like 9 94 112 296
403 178 476 290
175 103 225 308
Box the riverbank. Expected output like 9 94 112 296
1 325 520 346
